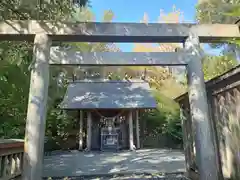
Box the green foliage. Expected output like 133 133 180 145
0 0 89 20
199 1 240 80
0 2 184 150
196 0 240 24
196 0 240 49
43 9 119 148
141 90 182 148
203 54 238 80
196 0 239 80
224 4 240 47
0 1 89 139
0 41 31 138
223 4 240 17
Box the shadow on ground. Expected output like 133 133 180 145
42 149 186 178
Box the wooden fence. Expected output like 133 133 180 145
0 139 24 180
175 64 240 179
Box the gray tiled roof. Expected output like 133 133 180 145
60 80 157 109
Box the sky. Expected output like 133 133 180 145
91 0 197 23
90 0 199 52
90 0 231 57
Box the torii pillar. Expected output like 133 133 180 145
185 33 219 180
23 34 51 180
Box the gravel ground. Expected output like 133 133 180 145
43 149 186 177
42 173 190 180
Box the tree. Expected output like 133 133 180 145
0 0 89 20
62 8 120 81
196 0 240 24
125 7 186 147
197 0 240 79
196 0 240 50
203 54 238 80
43 9 122 150
132 7 186 98
0 2 118 142
131 39 185 147
225 4 240 47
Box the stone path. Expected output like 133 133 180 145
42 149 186 178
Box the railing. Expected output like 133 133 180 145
0 139 24 180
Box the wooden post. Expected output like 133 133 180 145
213 96 224 177
0 156 2 175
2 156 8 177
129 110 134 150
79 110 83 150
86 111 92 151
208 96 223 179
180 107 191 176
185 33 219 180
224 92 234 178
136 110 140 149
22 34 51 180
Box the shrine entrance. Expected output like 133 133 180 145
60 80 156 151
0 21 239 180
98 111 126 151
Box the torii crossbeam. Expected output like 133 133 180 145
0 20 239 42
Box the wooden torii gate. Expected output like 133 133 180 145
0 21 239 180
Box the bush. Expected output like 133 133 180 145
141 90 183 148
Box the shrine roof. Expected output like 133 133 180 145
60 79 157 109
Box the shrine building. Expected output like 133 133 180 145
59 79 157 151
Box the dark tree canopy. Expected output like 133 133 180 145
0 0 90 20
